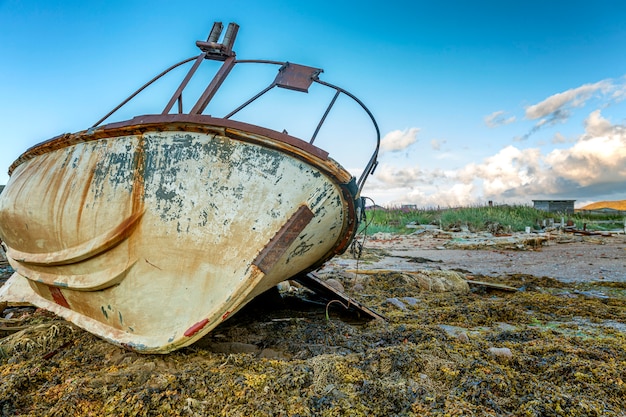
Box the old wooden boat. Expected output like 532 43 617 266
0 22 379 353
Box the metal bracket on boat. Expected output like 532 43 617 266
274 63 322 93
195 22 239 60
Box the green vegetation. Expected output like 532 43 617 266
361 204 626 235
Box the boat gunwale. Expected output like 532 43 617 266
5 114 360 267
8 114 331 176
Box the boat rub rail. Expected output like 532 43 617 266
9 114 330 176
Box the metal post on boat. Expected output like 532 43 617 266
190 22 240 115
189 56 237 115
163 22 239 115
310 90 340 144
161 55 206 115
222 23 239 54
195 22 239 60
207 22 223 43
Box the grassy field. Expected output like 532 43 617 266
362 204 626 235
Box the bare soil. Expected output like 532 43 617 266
1 231 625 416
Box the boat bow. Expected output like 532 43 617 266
0 22 379 353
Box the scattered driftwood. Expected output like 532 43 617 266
0 315 32 337
0 302 39 337
0 324 31 337
564 228 612 236
465 280 518 292
393 255 442 264
346 269 409 275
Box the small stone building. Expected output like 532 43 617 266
532 199 575 214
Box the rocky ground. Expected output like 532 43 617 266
1 229 625 416
329 228 626 283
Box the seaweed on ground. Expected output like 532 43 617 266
1 271 625 416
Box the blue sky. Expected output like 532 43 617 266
2 1 626 208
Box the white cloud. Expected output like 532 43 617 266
484 110 516 128
379 127 419 153
525 81 611 121
546 111 626 187
516 79 625 141
371 163 426 188
551 132 568 144
430 139 446 151
610 76 626 103
469 111 626 198
366 109 626 207
583 109 613 136
456 146 543 196
403 183 477 208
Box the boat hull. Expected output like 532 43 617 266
0 118 358 353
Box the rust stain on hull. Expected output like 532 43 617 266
253 205 314 274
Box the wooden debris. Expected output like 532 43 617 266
345 269 404 275
293 272 386 321
0 316 31 337
466 279 518 292
1 325 31 336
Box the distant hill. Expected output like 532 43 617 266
580 200 626 211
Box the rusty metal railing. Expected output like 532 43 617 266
92 22 379 194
